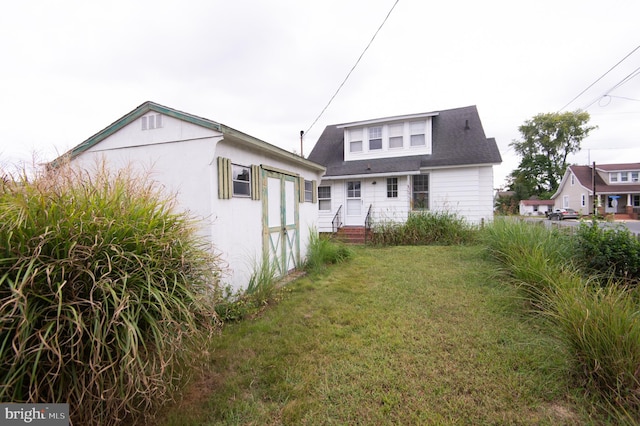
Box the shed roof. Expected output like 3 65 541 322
55 101 325 172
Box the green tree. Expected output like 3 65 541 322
508 111 596 199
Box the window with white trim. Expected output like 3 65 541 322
632 172 639 182
412 174 429 210
621 172 629 182
571 175 575 185
388 124 403 148
633 195 640 207
232 164 251 197
581 194 586 207
349 128 363 153
318 186 331 211
387 177 398 198
610 173 618 183
369 126 382 150
563 195 569 208
410 121 426 146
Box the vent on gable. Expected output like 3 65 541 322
141 114 163 131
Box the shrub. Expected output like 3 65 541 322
574 220 640 285
0 162 220 425
370 211 477 246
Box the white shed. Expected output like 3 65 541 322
60 101 325 291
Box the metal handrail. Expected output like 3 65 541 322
332 205 343 233
364 204 373 243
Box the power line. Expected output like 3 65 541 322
581 65 640 110
303 0 400 137
558 43 640 112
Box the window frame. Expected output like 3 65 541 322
304 180 313 202
318 185 331 211
409 120 426 147
388 123 404 149
232 164 251 197
412 174 429 210
387 177 398 198
368 126 382 150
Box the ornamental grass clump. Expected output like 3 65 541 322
0 162 221 425
371 211 477 246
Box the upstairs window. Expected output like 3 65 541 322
410 121 425 146
610 173 618 183
388 124 403 148
632 172 639 182
369 126 382 150
349 128 363 153
621 172 629 182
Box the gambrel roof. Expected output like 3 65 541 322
308 105 502 177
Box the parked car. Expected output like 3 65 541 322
547 208 579 220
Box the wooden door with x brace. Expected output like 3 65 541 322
262 169 300 277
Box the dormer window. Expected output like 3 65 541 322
388 124 403 148
341 114 433 161
610 173 618 183
369 126 382 150
632 172 639 182
410 121 426 146
349 129 363 153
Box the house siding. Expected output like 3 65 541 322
431 166 494 224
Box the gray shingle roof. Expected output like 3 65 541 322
308 105 502 177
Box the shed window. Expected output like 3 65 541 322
232 164 251 197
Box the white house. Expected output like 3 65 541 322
307 106 502 232
519 198 555 216
552 163 640 218
59 101 326 291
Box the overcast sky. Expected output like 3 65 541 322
1 0 639 187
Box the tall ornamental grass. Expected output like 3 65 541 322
482 218 640 417
0 162 220 425
304 231 353 274
370 211 477 246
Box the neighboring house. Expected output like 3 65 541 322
519 198 555 216
551 163 640 217
307 106 502 231
57 101 325 291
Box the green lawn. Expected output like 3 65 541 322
159 246 603 425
